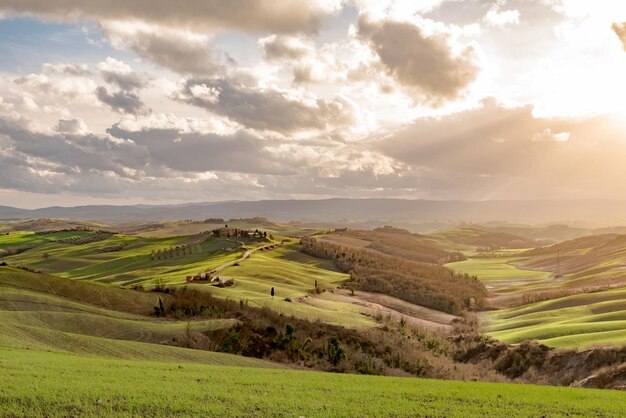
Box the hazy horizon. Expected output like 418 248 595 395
5 196 626 211
2 1 626 207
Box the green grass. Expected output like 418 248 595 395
482 288 626 348
1 230 374 328
446 257 552 294
0 231 94 251
1 347 625 417
0 266 245 362
2 233 246 286
201 243 375 327
448 256 626 348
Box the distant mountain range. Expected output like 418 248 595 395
2 199 626 226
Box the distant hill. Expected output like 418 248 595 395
3 198 626 225
430 226 538 250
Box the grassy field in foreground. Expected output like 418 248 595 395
1 347 625 418
482 287 626 348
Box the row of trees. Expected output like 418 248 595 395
151 244 198 260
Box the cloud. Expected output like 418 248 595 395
374 98 626 199
42 63 91 76
97 57 149 91
531 128 570 143
0 109 407 201
100 22 221 76
357 17 478 101
259 34 314 61
55 118 88 135
376 98 569 175
96 86 149 115
14 73 97 102
176 77 356 134
352 0 446 22
107 124 293 175
0 0 338 33
483 8 520 27
612 22 626 50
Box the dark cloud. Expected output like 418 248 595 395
107 124 294 175
358 17 478 101
176 78 356 134
96 86 150 115
0 0 332 33
54 118 87 134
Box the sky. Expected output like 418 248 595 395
1 0 626 208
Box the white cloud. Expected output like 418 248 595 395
531 128 570 142
483 8 520 27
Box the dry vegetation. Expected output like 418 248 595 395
151 286 626 389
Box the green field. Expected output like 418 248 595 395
0 230 94 251
0 266 258 363
482 287 626 348
446 257 552 294
1 231 250 286
447 255 626 348
0 229 374 327
1 347 625 417
208 244 375 327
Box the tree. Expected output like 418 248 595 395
271 287 275 297
158 298 165 317
327 336 346 366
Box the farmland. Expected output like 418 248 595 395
0 228 377 327
482 287 626 348
445 231 626 348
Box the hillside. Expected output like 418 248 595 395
302 229 487 315
483 287 626 348
517 234 626 290
3 347 625 417
0 266 272 366
430 225 538 251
